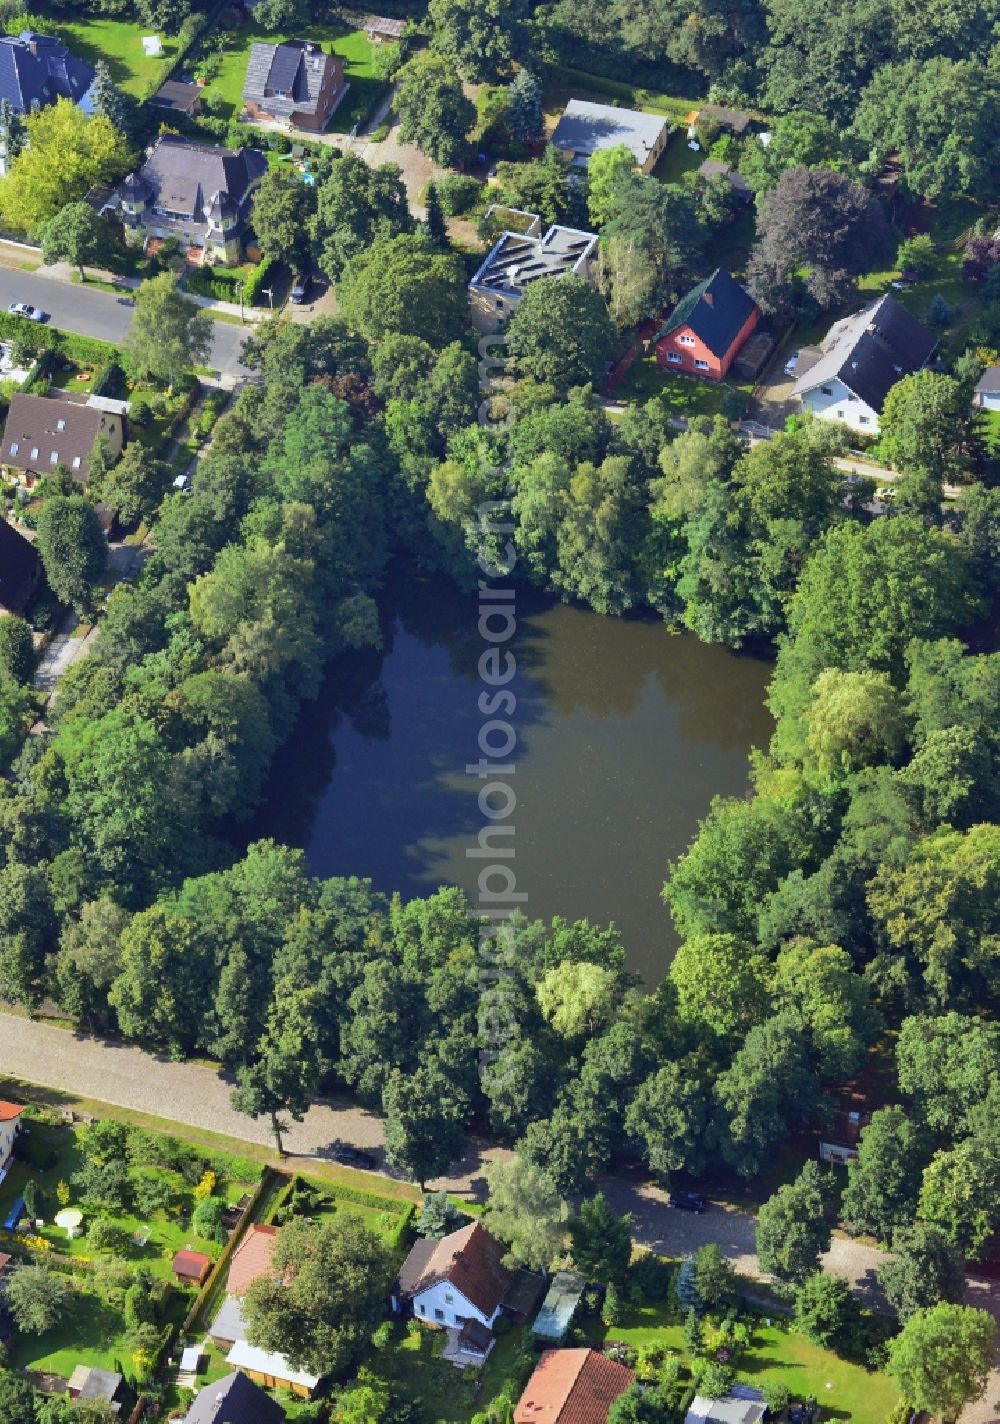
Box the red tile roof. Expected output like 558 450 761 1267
172 1249 212 1282
0 1100 26 1122
514 1348 635 1424
226 1223 278 1297
399 1221 513 1318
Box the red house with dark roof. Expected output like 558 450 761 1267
655 268 759 382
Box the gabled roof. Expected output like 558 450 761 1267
242 39 332 118
514 1348 635 1424
1 392 108 482
173 1249 212 1278
68 1365 124 1402
128 136 267 227
398 1221 513 1317
976 364 1000 394
363 14 405 36
149 79 202 114
185 1371 286 1424
655 268 758 358
686 1385 767 1424
0 1098 26 1123
226 1223 278 1297
792 293 936 413
0 31 94 114
551 99 668 167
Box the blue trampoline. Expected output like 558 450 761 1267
3 1194 24 1230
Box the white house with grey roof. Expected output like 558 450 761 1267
469 208 598 334
551 99 669 175
792 293 936 434
112 135 268 265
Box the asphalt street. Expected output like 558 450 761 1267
0 266 253 381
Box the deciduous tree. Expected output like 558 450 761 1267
886 1303 996 1418
125 274 212 392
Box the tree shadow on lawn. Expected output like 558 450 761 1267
11 1289 124 1374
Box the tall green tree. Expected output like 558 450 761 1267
506 67 543 143
312 154 413 281
125 274 212 392
382 1065 466 1190
428 0 524 81
35 496 107 613
841 1107 933 1242
337 233 467 347
39 201 110 280
755 1160 832 1283
242 1215 392 1377
886 1304 996 1418
394 51 476 166
507 275 615 390
879 1224 967 1321
570 1193 632 1283
250 166 316 269
482 1155 569 1270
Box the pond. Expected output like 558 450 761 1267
252 570 775 984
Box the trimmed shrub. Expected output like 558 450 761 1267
438 175 482 216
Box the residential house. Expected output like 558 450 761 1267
819 1109 872 1166
684 1385 768 1424
514 1348 635 1424
694 104 752 137
226 1222 279 1295
113 135 268 266
974 365 1000 411
172 1249 212 1286
149 79 203 117
0 392 126 489
551 99 669 176
469 208 599 334
0 30 94 117
0 520 40 615
363 14 406 42
532 1271 585 1345
792 293 936 434
655 268 760 381
0 1100 25 1175
185 1371 285 1424
697 158 752 201
225 1342 319 1399
242 40 346 132
67 1366 125 1414
394 1221 514 1333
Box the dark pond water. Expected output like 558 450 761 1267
253 569 775 984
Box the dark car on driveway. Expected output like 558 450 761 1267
332 1146 378 1170
669 1190 707 1213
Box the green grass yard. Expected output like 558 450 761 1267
376 1318 534 1424
581 1300 898 1424
37 12 178 96
200 23 387 133
618 351 751 419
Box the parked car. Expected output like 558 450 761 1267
7 302 46 321
783 351 799 376
332 1146 377 1170
669 1190 707 1213
290 271 310 304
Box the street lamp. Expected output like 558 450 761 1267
262 286 273 309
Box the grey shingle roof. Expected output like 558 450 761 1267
0 518 40 614
976 364 1000 394
242 39 329 119
185 1372 285 1424
793 294 936 413
551 99 668 167
0 30 94 114
129 135 267 227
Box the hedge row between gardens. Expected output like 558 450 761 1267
0 311 120 367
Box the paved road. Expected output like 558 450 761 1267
0 267 252 382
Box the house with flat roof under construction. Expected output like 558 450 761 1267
469 208 599 334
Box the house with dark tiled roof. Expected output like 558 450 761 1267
149 79 203 117
514 1348 635 1424
242 39 345 132
655 268 760 381
1 392 126 489
185 1371 285 1424
0 522 39 617
0 31 94 127
792 293 936 433
394 1221 514 1335
113 135 268 266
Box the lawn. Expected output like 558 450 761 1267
376 1318 534 1424
618 351 751 418
38 11 178 96
542 64 700 124
199 22 387 133
582 1300 899 1424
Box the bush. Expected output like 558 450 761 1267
627 1251 673 1304
697 1361 734 1399
87 1217 131 1255
90 360 126 399
438 175 482 216
762 1382 791 1413
192 1197 223 1238
129 395 152 426
242 257 276 308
